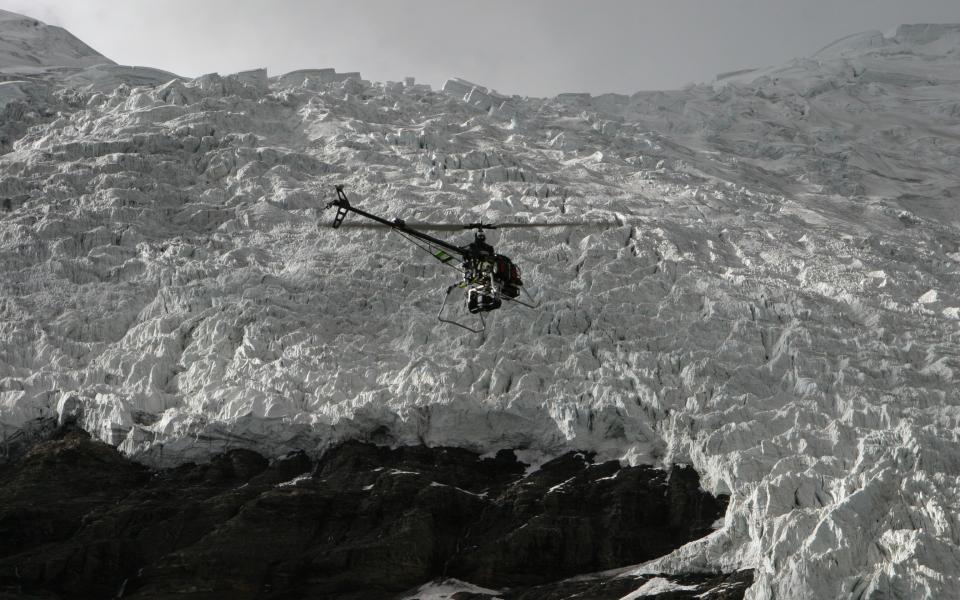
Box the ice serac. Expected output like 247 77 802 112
442 77 512 112
2 14 960 600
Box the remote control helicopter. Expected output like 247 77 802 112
325 185 572 333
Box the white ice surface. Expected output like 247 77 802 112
2 14 960 600
620 577 700 599
400 578 499 599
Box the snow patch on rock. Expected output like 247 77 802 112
619 577 700 598
400 578 500 599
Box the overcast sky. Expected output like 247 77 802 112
2 0 959 96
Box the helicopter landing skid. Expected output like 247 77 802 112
438 284 486 333
502 286 540 309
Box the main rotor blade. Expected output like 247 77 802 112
493 221 619 229
320 220 620 230
322 222 467 231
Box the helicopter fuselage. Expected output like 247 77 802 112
327 185 537 332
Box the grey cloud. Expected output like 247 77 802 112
0 0 958 96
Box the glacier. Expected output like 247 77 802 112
2 10 960 599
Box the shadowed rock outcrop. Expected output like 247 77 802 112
0 428 743 599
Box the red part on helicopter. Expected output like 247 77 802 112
493 255 523 298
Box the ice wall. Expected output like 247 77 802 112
2 18 960 599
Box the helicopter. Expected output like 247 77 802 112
325 185 568 333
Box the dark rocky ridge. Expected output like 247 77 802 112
0 427 748 599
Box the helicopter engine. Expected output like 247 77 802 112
461 231 523 313
463 256 523 313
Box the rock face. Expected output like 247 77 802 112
0 428 737 599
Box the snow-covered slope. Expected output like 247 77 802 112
0 8 113 72
0 8 177 96
2 14 960 599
